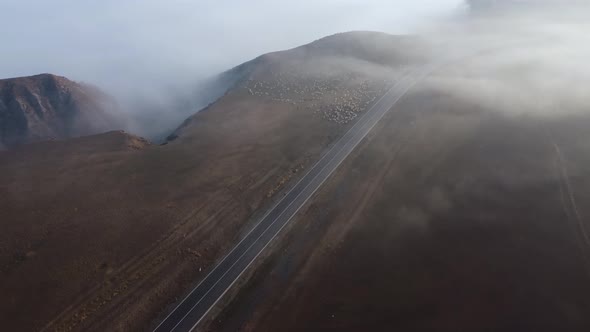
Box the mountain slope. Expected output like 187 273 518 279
0 31 427 332
0 73 123 149
169 31 427 142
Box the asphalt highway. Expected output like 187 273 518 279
153 65 437 332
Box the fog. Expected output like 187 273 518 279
423 1 590 120
0 0 462 138
1 0 462 82
2 1 589 139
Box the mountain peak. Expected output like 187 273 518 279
0 73 124 149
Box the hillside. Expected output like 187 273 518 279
0 31 425 332
0 73 123 149
169 32 427 142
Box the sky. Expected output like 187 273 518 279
0 0 464 93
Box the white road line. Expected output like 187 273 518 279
554 143 590 248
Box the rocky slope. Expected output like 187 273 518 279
0 73 123 149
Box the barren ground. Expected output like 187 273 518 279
0 67 392 331
208 83 590 331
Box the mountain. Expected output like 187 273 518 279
169 31 427 142
157 32 428 144
0 31 429 332
0 73 124 149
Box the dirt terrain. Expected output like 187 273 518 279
0 32 418 331
208 68 590 330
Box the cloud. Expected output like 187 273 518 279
3 1 589 139
420 2 590 120
0 1 462 91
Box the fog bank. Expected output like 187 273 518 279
0 0 462 138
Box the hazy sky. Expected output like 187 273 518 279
0 0 464 92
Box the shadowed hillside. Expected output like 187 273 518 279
0 74 124 149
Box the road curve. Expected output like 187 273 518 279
153 65 437 332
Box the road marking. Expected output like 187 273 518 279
158 67 443 332
554 143 590 248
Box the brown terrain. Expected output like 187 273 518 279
206 52 590 331
0 32 427 331
0 73 123 149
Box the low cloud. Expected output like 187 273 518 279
419 1 590 119
0 0 462 138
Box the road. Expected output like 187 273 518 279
153 65 437 332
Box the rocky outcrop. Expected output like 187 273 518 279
0 73 123 149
